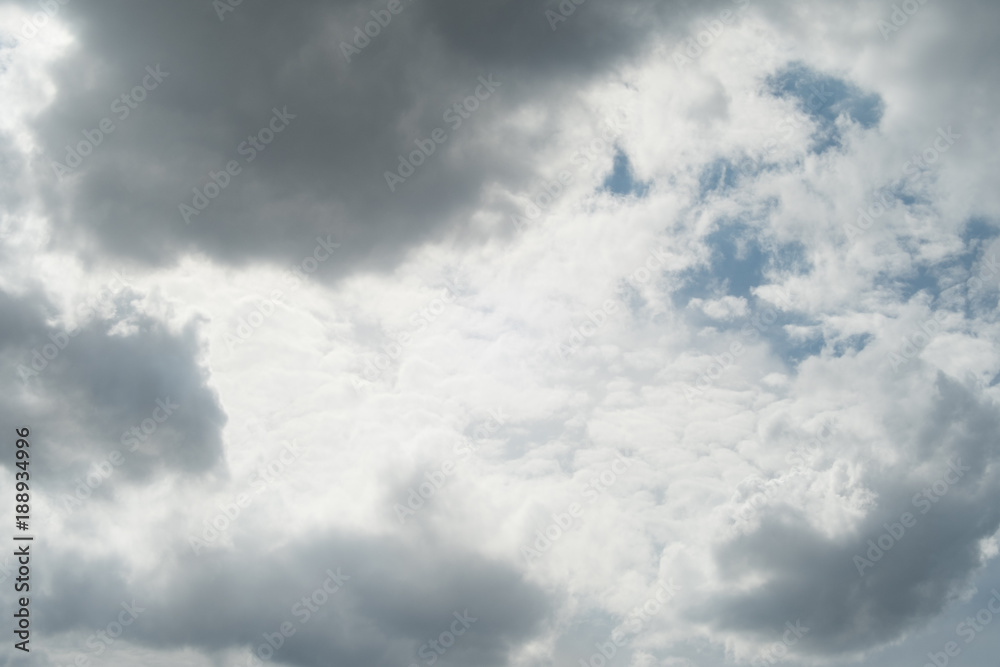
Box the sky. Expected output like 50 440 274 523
1 0 999 666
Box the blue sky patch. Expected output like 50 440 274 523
602 150 650 197
767 63 884 153
674 221 810 305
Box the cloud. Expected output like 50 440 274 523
13 0 730 276
29 530 550 667
704 374 1000 656
2 1 1000 666
0 285 226 487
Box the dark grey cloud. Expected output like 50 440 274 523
29 529 551 667
0 286 227 487
17 0 729 277
699 373 1000 655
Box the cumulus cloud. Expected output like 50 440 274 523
1 1 1000 666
